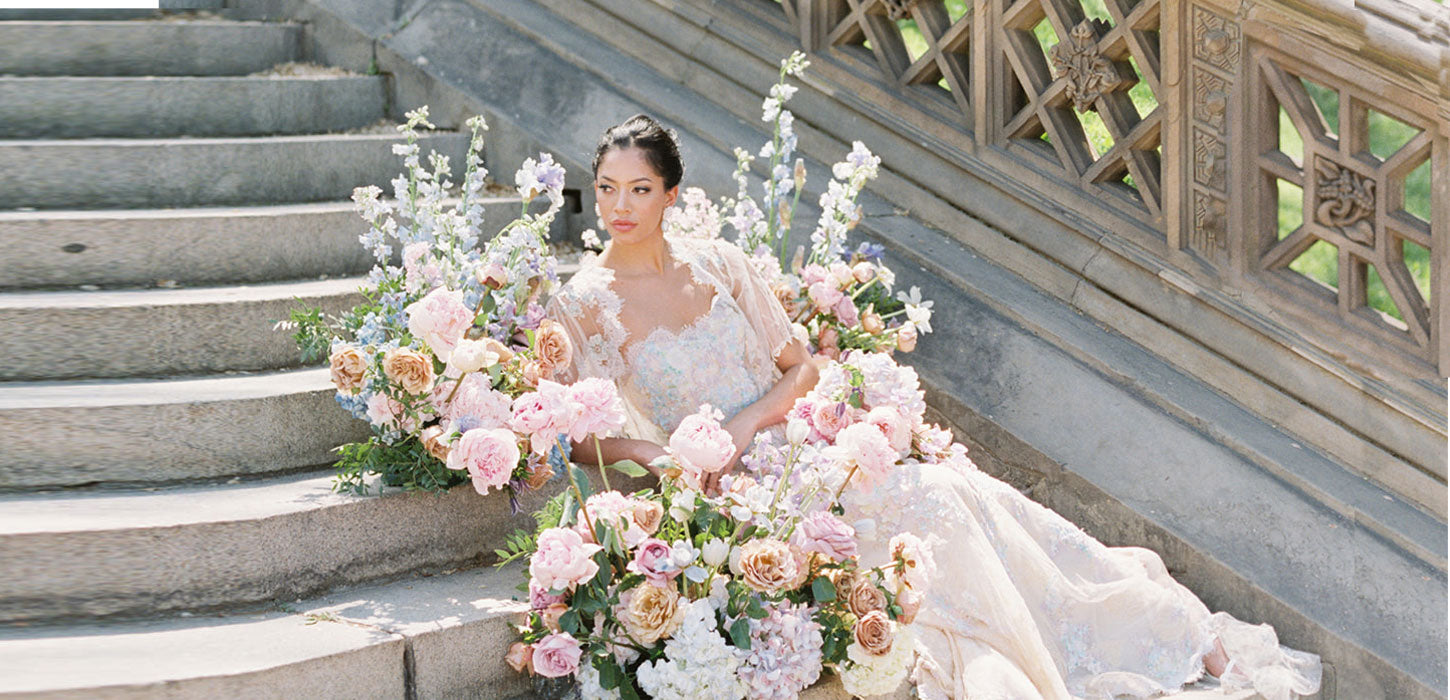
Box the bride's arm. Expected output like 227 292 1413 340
709 339 818 491
568 435 667 475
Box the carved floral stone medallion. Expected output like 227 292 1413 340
882 0 918 21
1193 128 1226 192
1050 19 1120 113
1193 191 1227 252
1192 67 1228 133
1192 6 1241 73
1314 157 1376 245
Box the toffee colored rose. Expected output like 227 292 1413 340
328 345 368 395
482 337 515 364
525 459 554 490
847 578 887 618
505 641 533 674
383 347 435 395
854 610 897 656
861 311 885 335
896 323 918 353
420 425 451 463
618 582 685 645
737 539 802 594
533 319 573 375
774 283 806 320
633 500 664 535
531 632 582 678
817 326 840 352
542 602 569 632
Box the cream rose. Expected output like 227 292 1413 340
737 539 803 594
854 610 896 655
618 582 685 645
383 347 435 395
633 500 664 535
505 641 533 674
328 345 368 395
534 319 573 375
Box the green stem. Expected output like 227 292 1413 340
850 278 878 300
593 436 612 492
555 436 596 536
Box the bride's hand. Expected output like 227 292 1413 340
704 414 757 495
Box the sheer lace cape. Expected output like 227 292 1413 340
546 236 796 442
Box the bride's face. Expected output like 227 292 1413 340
593 146 678 245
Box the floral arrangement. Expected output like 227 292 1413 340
659 52 934 358
284 107 602 498
504 392 938 700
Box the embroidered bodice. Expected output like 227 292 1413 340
546 237 794 442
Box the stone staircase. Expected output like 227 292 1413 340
0 9 562 699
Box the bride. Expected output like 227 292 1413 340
545 114 1321 700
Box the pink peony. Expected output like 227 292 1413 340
405 287 474 362
809 400 853 442
432 372 513 429
829 422 898 490
808 280 844 311
799 264 829 287
447 427 520 496
866 406 913 458
626 537 681 587
567 377 627 442
833 296 860 327
668 404 736 482
574 491 648 548
510 380 579 456
529 580 565 609
530 527 603 592
365 393 418 432
792 511 858 562
531 632 583 678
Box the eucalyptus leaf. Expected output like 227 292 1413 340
729 618 752 650
569 464 595 500
812 575 836 602
605 459 650 478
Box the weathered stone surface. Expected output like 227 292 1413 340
0 615 403 700
0 367 368 487
0 75 386 138
0 196 526 289
0 132 469 210
0 472 560 623
0 277 362 379
0 20 301 76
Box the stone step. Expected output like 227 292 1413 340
0 131 471 210
0 471 558 624
0 75 387 139
0 559 1259 700
0 20 300 77
0 196 527 289
0 367 367 489
0 277 363 380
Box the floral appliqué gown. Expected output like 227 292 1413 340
547 236 1321 700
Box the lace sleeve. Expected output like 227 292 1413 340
715 240 797 361
544 264 628 383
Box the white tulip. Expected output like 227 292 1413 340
701 538 730 568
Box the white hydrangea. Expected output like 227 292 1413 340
838 626 917 697
636 600 747 700
575 662 621 700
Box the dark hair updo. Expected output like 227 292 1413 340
592 114 685 190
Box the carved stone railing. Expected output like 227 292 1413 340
755 0 1450 500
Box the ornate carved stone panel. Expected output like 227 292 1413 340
1193 127 1227 193
1192 6 1241 74
1193 191 1228 251
883 0 919 21
1049 20 1120 113
1192 67 1228 133
1313 157 1376 245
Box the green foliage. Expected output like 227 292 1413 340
331 436 465 495
287 305 337 363
811 575 837 602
